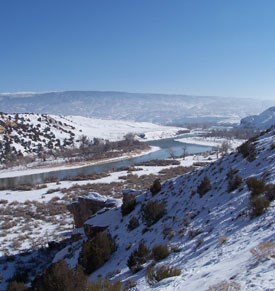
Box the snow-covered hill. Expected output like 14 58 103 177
0 113 182 165
0 91 273 124
1 128 274 290
43 128 275 290
240 106 275 130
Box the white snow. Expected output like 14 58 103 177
54 128 275 290
240 106 275 129
51 115 183 142
1 127 274 290
176 136 244 149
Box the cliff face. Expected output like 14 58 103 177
67 192 118 228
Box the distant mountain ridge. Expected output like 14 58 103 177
240 106 275 129
0 91 273 124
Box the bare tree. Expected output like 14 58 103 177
167 148 176 160
220 141 231 155
182 144 188 158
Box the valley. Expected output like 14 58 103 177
2 1 275 289
1 91 273 125
0 109 274 291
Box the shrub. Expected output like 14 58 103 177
79 232 116 274
188 228 202 239
265 184 275 202
251 196 270 216
150 179 161 195
87 278 122 291
152 244 170 261
0 199 8 205
237 140 256 161
170 245 181 253
127 216 139 231
246 177 265 197
146 264 181 284
250 241 275 260
142 200 166 226
125 243 132 250
8 266 30 285
127 241 150 273
7 281 27 291
162 227 175 240
195 238 204 248
226 168 239 179
219 235 229 245
121 193 136 216
197 176 211 197
123 279 137 290
228 175 243 192
145 263 156 284
208 281 241 291
32 260 87 291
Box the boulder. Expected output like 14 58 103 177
67 192 117 228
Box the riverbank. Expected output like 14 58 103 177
0 145 161 179
176 136 244 149
0 147 218 256
0 134 233 180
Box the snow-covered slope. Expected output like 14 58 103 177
0 113 182 164
0 91 273 124
54 128 275 290
240 106 275 129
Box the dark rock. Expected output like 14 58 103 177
67 192 117 228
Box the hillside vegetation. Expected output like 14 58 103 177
8 127 274 290
0 113 180 168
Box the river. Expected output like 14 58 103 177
0 136 212 188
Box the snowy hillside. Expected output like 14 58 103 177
240 106 275 129
0 91 273 124
0 128 274 290
0 113 182 166
41 129 275 290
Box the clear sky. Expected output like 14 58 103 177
0 0 275 100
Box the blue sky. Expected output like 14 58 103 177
0 0 275 100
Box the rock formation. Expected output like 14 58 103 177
67 192 117 228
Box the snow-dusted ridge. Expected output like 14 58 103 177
0 90 273 124
52 115 182 141
54 128 275 290
240 106 275 130
0 113 182 144
0 112 183 167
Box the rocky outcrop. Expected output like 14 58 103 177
67 192 117 228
